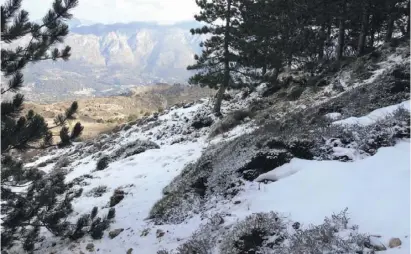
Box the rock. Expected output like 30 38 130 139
191 115 214 129
292 222 300 230
109 228 124 239
183 102 194 108
366 236 387 251
237 150 292 181
156 229 165 238
315 78 328 87
389 238 402 248
86 243 94 252
126 248 133 254
233 200 241 205
392 67 410 80
287 86 305 101
140 228 150 237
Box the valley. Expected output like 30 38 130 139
23 84 213 140
5 20 204 102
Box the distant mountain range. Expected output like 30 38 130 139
8 19 205 102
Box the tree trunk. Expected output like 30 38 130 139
318 24 326 61
287 50 292 69
369 15 375 48
214 0 231 116
325 22 332 57
213 85 227 116
336 0 346 61
357 3 369 56
385 1 396 42
406 1 410 36
336 19 345 60
262 64 267 76
385 16 394 42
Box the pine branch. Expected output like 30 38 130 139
21 0 78 57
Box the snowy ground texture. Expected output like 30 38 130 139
10 42 410 254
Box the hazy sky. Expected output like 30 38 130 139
2 0 199 24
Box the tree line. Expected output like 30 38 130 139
188 0 410 115
1 0 88 251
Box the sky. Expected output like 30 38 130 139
2 0 199 25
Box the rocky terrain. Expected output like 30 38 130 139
10 40 410 254
5 20 205 102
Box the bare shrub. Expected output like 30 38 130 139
173 209 369 254
285 208 369 253
148 191 201 225
109 188 125 207
85 185 108 197
112 139 159 160
96 156 110 171
54 156 71 169
209 109 254 138
175 213 226 254
219 212 288 254
287 86 305 101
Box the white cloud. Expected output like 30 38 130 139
2 0 199 24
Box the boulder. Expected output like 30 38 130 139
156 229 165 238
110 189 125 207
389 238 402 248
86 243 94 252
109 228 124 239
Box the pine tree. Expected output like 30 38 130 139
1 0 84 251
235 0 286 79
187 0 242 116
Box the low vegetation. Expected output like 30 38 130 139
96 156 110 171
209 109 255 138
165 209 370 254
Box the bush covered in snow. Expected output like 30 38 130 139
261 102 410 162
54 156 71 169
112 139 160 160
165 209 371 254
109 188 126 207
69 206 115 240
149 190 202 224
219 212 288 254
85 185 109 197
149 99 409 224
149 132 317 224
285 209 370 253
174 214 225 254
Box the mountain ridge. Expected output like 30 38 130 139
8 20 205 102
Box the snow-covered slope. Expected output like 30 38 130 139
11 41 410 254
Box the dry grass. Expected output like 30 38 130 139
23 85 214 141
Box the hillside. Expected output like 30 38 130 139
5 21 204 102
10 40 410 254
22 84 214 140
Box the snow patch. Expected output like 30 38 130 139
333 100 410 126
325 112 342 120
235 140 410 252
